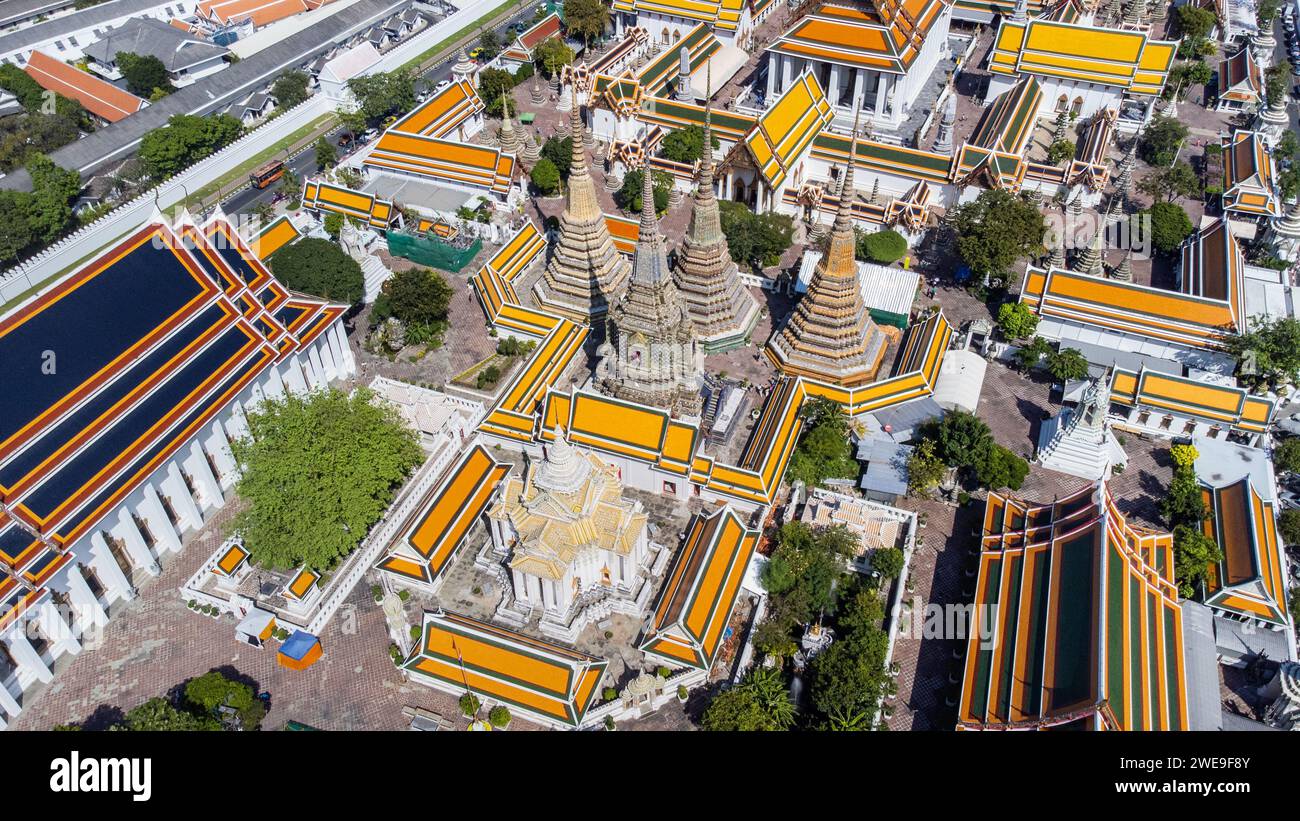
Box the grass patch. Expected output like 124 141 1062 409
399 0 522 73
188 111 338 206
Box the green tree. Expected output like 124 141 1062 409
26 153 79 244
229 388 422 570
116 51 173 98
617 168 672 213
313 134 337 170
1139 116 1189 166
1275 438 1300 473
1173 524 1222 598
949 188 1046 284
870 547 904 579
380 266 453 326
138 113 243 179
115 698 219 731
786 400 858 488
0 191 34 263
1226 316 1300 390
268 236 364 304
1044 346 1089 382
476 68 518 118
751 615 798 659
530 156 561 195
488 705 511 727
541 135 572 179
478 29 502 60
996 301 1039 340
184 671 264 730
338 105 367 142
322 211 343 238
718 200 794 271
1013 335 1051 372
905 438 946 495
1137 161 1201 203
271 71 311 108
1279 509 1300 545
855 229 908 264
702 665 794 730
1176 5 1217 40
564 0 611 45
972 441 1029 491
534 38 574 78
1145 201 1194 254
1046 139 1075 165
347 70 416 120
1163 466 1207 528
660 123 718 164
929 410 993 468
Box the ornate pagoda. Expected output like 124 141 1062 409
596 162 704 417
532 86 630 321
766 116 887 387
671 90 760 353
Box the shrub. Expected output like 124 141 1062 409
996 302 1039 340
1045 346 1089 382
530 156 560 196
871 547 905 579
488 705 511 728
855 229 908 264
678 685 689 700
1280 509 1300 545
409 624 422 640
656 666 671 679
603 687 617 702
1275 438 1300 474
604 715 616 731
269 237 364 304
458 693 481 716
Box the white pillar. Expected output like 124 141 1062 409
307 346 327 389
90 532 135 601
164 462 203 532
0 675 20 719
64 564 108 631
781 55 793 97
875 74 889 117
207 422 237 482
114 508 160 576
4 629 52 684
261 363 287 401
38 601 80 656
283 358 309 394
333 322 356 374
317 337 339 382
140 484 183 555
853 69 866 111
187 441 223 508
829 63 841 107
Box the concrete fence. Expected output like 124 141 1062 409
0 0 520 311
0 95 331 307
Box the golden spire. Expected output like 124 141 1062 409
824 108 861 280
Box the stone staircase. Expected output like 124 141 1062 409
359 253 392 303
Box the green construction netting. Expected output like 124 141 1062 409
386 231 482 273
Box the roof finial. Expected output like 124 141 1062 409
836 106 861 227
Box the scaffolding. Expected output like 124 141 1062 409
386 231 482 274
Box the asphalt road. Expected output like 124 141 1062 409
224 3 542 216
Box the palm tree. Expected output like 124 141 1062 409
745 666 796 730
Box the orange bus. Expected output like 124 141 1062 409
249 160 285 189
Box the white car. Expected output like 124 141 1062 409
433 79 451 93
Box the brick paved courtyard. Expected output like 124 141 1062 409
10 502 544 732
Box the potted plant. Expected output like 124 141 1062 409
488 705 511 729
459 693 481 717
604 715 616 731
677 685 688 702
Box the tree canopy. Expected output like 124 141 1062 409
1227 316 1300 391
1137 161 1201 203
949 188 1045 284
702 666 796 731
996 301 1039 340
268 237 364 304
786 397 858 488
718 201 795 271
116 51 173 98
530 156 560 195
271 71 311 108
1144 201 1194 254
617 168 672 213
375 265 453 328
1140 116 1189 166
660 124 719 164
347 70 416 120
229 388 422 571
114 698 220 731
1044 346 1089 382
138 113 243 179
855 229 908 264
540 135 572 179
563 0 611 45
534 38 574 78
